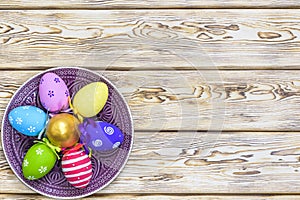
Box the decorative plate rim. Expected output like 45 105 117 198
1 67 134 199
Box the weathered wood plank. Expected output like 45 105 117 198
0 1 299 9
2 194 300 200
0 70 300 131
1 10 300 69
1 131 300 193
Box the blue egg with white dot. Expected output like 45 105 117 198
79 120 124 151
8 106 47 136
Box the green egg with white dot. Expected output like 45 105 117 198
22 143 57 180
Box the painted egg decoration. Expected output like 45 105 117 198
62 145 93 189
22 143 57 180
72 82 108 118
46 113 80 148
39 72 69 113
79 120 124 151
8 106 47 137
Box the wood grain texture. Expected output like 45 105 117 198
1 10 300 69
0 1 300 9
0 70 300 131
1 131 300 193
2 194 300 200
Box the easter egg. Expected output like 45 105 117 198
46 113 80 148
79 120 124 151
62 146 92 189
8 106 47 137
22 143 57 180
72 82 108 118
39 72 69 113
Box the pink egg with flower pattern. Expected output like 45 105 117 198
39 73 69 113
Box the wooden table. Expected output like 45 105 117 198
1 1 300 199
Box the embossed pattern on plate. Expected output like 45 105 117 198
1 67 133 199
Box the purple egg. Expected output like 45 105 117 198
39 72 69 113
79 120 124 151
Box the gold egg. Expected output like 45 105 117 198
46 113 80 148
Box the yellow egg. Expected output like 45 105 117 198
73 82 108 118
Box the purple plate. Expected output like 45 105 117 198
1 67 133 199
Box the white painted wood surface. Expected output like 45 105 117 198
0 70 299 131
1 131 300 194
1 194 300 200
0 1 299 8
0 2 299 199
1 10 300 69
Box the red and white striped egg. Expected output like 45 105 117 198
62 149 92 189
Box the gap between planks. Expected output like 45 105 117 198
2 7 300 10
3 194 300 199
1 1 300 9
2 67 300 71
